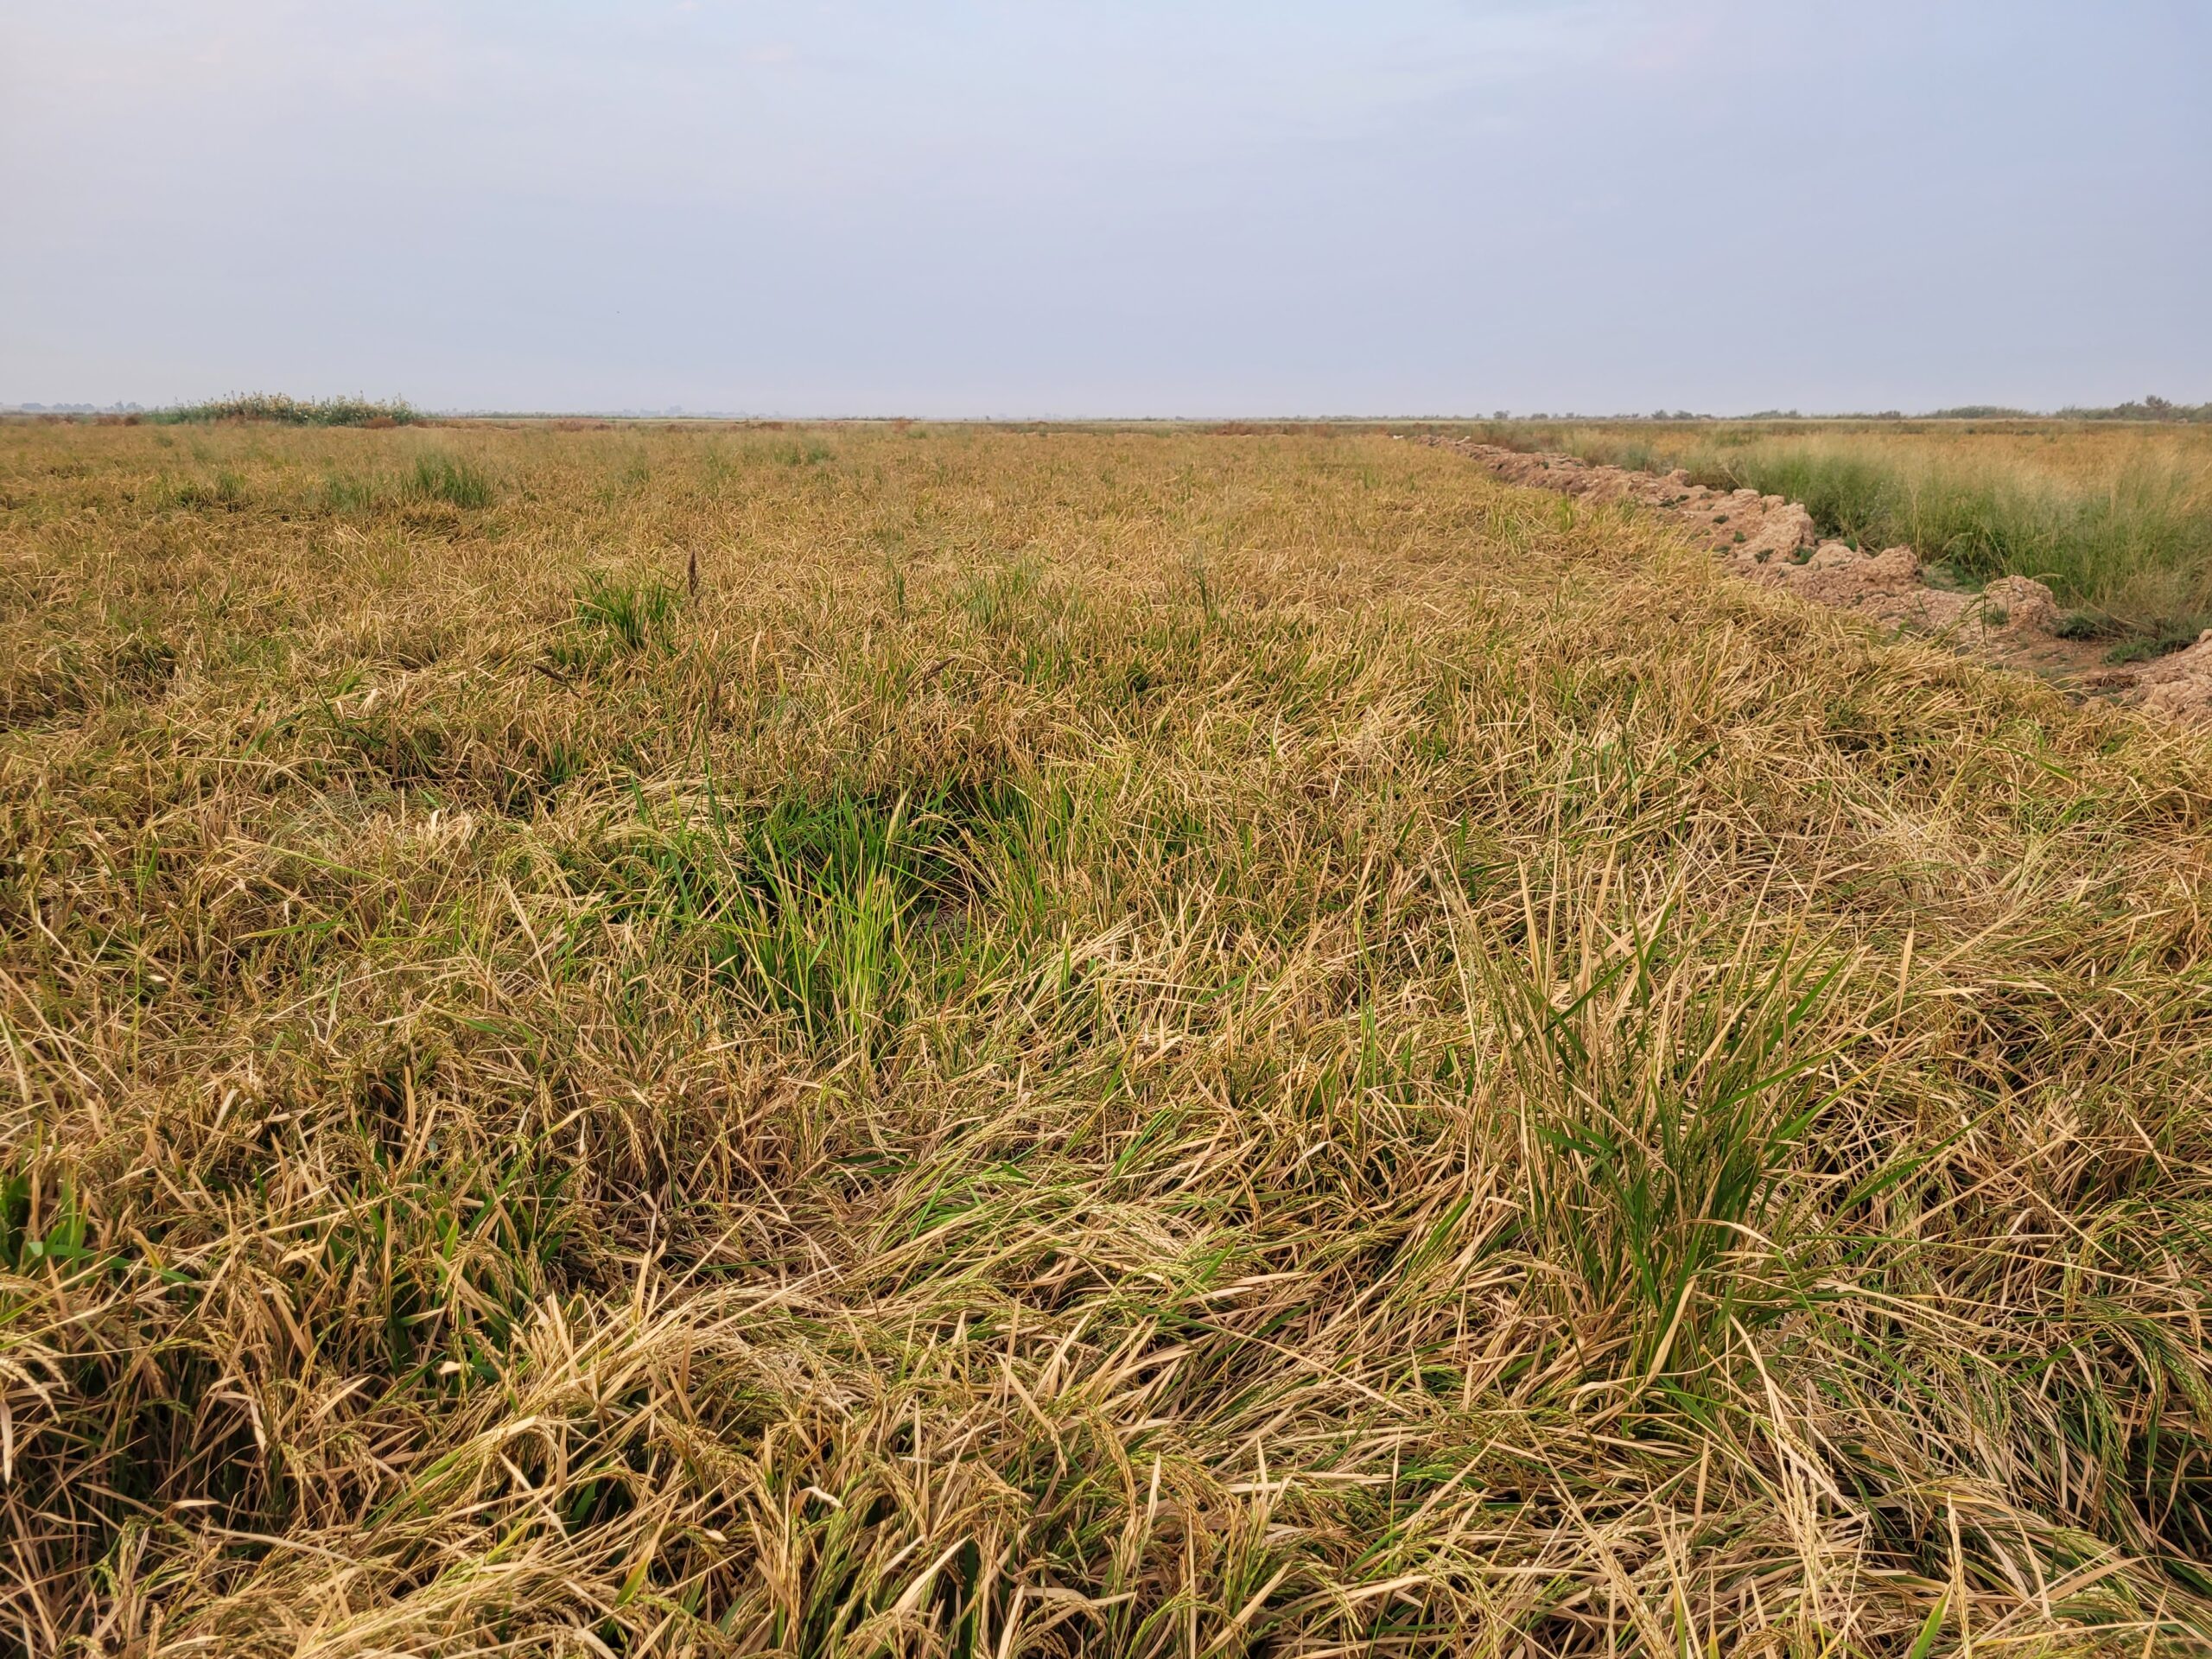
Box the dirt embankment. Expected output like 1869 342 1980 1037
1412 436 2212 722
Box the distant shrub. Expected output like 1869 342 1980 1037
2054 395 2212 424
153 394 423 428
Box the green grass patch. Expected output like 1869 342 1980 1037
318 472 382 512
2104 617 2210 664
402 450 494 509
574 572 683 652
1475 420 2212 651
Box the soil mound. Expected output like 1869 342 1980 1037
1414 437 2212 723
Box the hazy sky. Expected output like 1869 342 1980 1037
4 1 2207 416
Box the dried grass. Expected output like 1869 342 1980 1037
3 420 2211 1654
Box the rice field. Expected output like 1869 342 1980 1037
5 418 2212 1655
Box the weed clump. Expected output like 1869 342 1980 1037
2104 617 2210 664
317 471 381 512
403 450 494 508
573 572 683 651
157 467 251 510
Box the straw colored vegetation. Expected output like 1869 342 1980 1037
1451 420 2212 655
5 420 2212 1655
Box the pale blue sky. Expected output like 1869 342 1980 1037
3 1 2206 416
